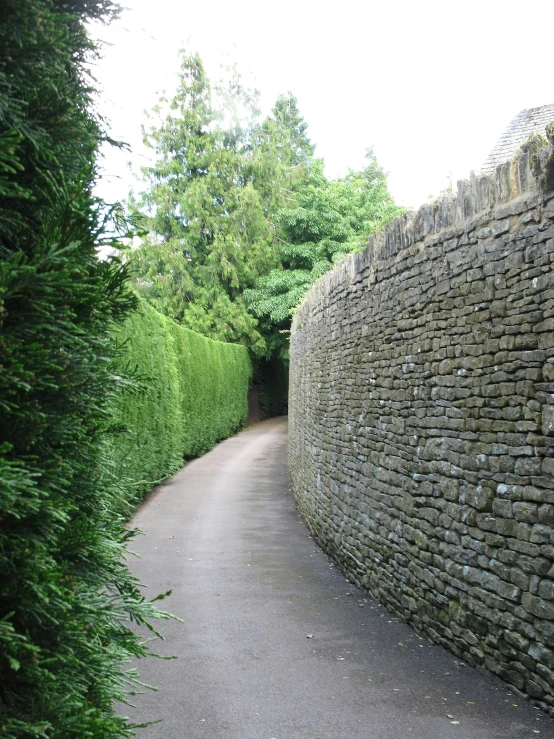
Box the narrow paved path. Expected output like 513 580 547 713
127 418 554 739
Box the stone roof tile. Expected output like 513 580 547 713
481 103 554 173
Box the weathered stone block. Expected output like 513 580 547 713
493 499 513 517
463 484 494 511
515 457 542 476
513 501 539 523
538 580 554 602
539 504 554 524
522 593 554 620
542 405 554 437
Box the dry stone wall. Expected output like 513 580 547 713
289 145 554 713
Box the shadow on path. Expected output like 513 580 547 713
127 417 554 739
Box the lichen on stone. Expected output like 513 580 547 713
519 128 554 192
543 121 554 192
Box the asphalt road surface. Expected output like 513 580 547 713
126 417 554 739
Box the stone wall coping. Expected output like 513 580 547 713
294 141 553 324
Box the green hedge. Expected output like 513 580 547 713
108 299 252 500
0 2 174 736
0 2 251 734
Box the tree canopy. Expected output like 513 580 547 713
129 51 401 360
244 151 402 357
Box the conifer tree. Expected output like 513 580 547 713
131 54 400 365
0 1 169 736
130 52 278 354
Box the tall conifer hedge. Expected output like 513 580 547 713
0 3 253 734
0 1 170 736
109 300 251 501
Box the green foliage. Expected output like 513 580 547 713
130 51 400 374
126 50 401 417
246 93 315 217
0 0 119 252
0 1 173 736
108 300 252 501
244 151 403 358
0 240 170 739
129 52 279 355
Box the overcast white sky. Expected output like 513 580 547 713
91 0 554 211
